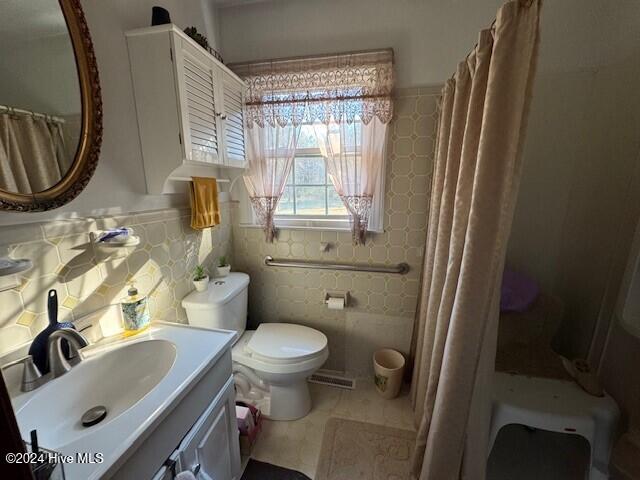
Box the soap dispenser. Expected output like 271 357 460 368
120 281 150 333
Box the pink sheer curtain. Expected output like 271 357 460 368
313 117 388 244
231 49 394 243
243 123 300 242
231 50 394 128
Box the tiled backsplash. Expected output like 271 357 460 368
0 204 233 355
232 87 439 373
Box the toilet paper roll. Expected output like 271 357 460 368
327 297 345 310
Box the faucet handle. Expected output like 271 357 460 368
1 354 32 370
1 355 45 392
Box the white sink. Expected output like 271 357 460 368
16 339 176 449
10 322 236 480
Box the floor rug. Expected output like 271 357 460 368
242 458 312 480
315 417 416 480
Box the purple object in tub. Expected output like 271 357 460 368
500 269 539 313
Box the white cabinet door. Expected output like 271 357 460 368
151 465 174 480
173 36 224 166
220 71 247 169
178 377 240 480
151 449 181 480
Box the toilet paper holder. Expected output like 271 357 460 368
325 291 349 308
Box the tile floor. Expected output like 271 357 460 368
249 377 416 479
248 378 591 480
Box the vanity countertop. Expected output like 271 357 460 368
11 322 237 480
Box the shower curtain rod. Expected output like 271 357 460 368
453 20 497 80
0 105 65 124
452 0 538 82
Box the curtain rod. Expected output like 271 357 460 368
245 92 391 107
0 105 65 124
450 0 538 82
229 48 394 70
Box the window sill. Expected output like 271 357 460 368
239 223 350 232
238 219 383 233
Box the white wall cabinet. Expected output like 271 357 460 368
126 25 247 194
222 74 248 169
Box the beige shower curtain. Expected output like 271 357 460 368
410 1 541 479
0 114 69 194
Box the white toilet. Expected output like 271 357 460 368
181 272 329 420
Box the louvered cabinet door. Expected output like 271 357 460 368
174 38 224 165
220 72 247 169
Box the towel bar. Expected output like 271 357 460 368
169 176 230 183
264 256 409 275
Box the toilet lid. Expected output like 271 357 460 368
247 323 327 361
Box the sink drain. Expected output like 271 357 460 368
81 406 107 427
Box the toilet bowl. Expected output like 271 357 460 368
233 324 328 420
181 273 329 420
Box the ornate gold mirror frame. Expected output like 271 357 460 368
0 0 102 212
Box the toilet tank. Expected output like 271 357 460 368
181 272 250 339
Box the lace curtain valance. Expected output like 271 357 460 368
229 49 394 127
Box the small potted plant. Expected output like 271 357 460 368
192 264 209 292
217 256 231 277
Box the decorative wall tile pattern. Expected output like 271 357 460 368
0 205 233 355
232 87 440 372
0 87 439 374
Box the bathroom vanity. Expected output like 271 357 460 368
8 321 241 480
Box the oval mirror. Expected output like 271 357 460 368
0 0 102 211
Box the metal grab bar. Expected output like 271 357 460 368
264 256 410 275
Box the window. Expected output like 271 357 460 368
237 121 385 232
277 156 349 216
275 125 348 218
234 49 392 237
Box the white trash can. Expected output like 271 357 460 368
373 349 405 399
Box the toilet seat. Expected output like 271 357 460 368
247 323 327 364
232 324 328 375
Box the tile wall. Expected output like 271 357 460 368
232 87 440 373
0 86 439 375
0 204 233 355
